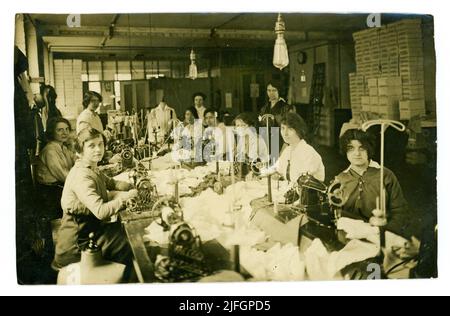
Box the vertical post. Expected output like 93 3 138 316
380 124 385 217
231 245 240 273
175 180 179 204
267 176 273 203
265 116 273 203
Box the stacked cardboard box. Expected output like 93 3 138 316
358 76 402 120
350 18 426 121
367 78 379 114
399 100 426 120
361 96 371 112
349 72 366 120
391 19 426 106
354 28 379 78
378 76 401 120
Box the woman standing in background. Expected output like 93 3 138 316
259 80 296 157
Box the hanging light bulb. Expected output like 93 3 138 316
189 49 198 80
273 13 289 70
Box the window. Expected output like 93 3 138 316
103 61 116 81
131 61 145 80
88 82 101 94
114 81 121 109
88 61 102 81
81 61 88 81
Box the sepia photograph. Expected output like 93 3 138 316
11 6 439 290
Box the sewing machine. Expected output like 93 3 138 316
152 197 209 282
283 174 347 228
121 166 160 221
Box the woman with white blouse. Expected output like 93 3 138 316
262 112 325 185
36 117 76 219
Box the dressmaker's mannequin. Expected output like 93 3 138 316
57 233 126 285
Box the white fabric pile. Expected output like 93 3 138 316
304 238 379 280
240 243 306 281
337 217 379 244
143 221 170 245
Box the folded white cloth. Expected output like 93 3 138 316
305 238 379 280
240 243 305 281
337 217 379 244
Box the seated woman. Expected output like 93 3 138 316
182 106 200 136
36 117 76 219
263 113 325 184
203 108 228 160
335 129 414 239
234 112 268 163
172 106 201 155
54 127 138 269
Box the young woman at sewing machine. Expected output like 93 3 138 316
53 127 138 269
234 112 268 164
182 106 199 136
36 117 76 219
202 108 228 159
261 112 325 184
336 129 414 239
76 91 104 134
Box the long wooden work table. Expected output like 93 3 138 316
116 158 411 283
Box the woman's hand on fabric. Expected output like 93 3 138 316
392 236 420 260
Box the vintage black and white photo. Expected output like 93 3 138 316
13 11 437 286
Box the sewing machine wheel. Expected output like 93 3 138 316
161 206 183 226
327 178 347 207
170 223 194 246
250 158 264 176
121 148 133 161
126 198 139 212
137 178 152 190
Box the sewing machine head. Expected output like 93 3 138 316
290 174 348 228
153 201 208 282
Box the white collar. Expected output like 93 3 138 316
157 103 168 110
289 139 306 151
343 160 381 173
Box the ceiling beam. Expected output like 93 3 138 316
41 25 344 42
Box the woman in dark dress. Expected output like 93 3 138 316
259 81 295 159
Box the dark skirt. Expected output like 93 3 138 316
36 183 64 220
54 220 132 269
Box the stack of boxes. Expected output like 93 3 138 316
349 73 366 119
349 18 427 121
363 76 403 120
396 20 427 119
378 77 402 119
399 100 426 120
